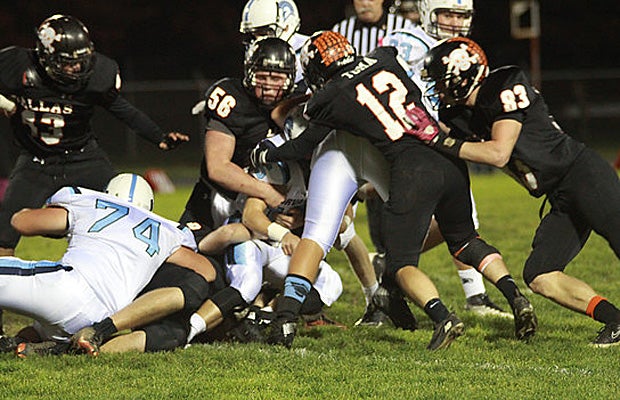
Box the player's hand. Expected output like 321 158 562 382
404 105 440 143
159 132 189 150
280 232 300 255
249 141 272 169
273 208 303 230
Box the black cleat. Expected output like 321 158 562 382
0 335 25 353
354 303 388 327
71 326 103 357
266 317 297 348
512 295 537 340
427 313 464 350
592 322 620 348
228 306 272 343
15 341 70 358
371 285 418 331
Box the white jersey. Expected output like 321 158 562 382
288 32 309 84
50 187 197 318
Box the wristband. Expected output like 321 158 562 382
430 132 464 158
267 222 290 243
0 95 15 112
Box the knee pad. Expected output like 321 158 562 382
453 237 501 272
143 316 188 352
179 272 211 312
211 286 247 317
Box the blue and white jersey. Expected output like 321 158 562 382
381 26 439 119
288 32 310 84
48 186 197 313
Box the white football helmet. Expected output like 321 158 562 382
419 0 474 39
105 173 154 211
239 0 301 43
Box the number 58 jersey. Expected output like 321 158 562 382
48 186 197 313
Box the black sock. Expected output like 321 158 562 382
495 276 521 306
277 296 303 321
424 298 450 324
93 317 118 341
593 300 620 324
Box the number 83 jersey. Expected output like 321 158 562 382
48 186 197 313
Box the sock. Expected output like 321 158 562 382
587 296 620 324
458 269 486 299
362 282 379 306
278 274 312 320
187 313 207 344
93 317 118 341
424 298 450 324
495 276 521 306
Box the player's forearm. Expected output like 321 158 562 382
106 95 164 145
10 208 68 237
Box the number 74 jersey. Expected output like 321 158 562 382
47 186 197 313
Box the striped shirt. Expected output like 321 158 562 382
332 12 414 56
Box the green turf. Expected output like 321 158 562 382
1 172 619 399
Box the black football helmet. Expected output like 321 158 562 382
300 31 356 92
35 14 95 86
243 37 296 104
421 37 488 107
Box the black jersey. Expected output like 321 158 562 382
200 77 280 198
0 46 164 157
305 47 433 161
441 66 585 197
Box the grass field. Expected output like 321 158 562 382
1 172 619 399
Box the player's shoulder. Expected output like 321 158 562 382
205 77 248 101
46 186 90 206
0 46 36 88
84 52 120 92
205 77 257 122
487 66 529 90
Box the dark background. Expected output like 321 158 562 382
0 0 619 167
1 0 619 80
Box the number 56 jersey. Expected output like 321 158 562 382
48 186 197 313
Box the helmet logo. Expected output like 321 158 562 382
442 43 479 76
279 0 295 21
38 24 61 54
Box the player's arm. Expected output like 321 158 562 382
105 94 189 150
198 223 252 254
165 246 216 282
251 121 332 166
242 196 299 255
205 129 284 208
271 94 311 128
10 207 69 237
456 119 521 167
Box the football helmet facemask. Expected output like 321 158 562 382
301 31 356 93
419 0 474 39
421 37 488 107
36 14 95 86
105 173 154 211
243 37 296 105
240 0 301 44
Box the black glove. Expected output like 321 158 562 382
249 140 273 169
161 134 184 150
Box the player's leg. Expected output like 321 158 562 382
267 148 359 347
381 149 463 349
437 157 536 340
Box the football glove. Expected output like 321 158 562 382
249 140 273 169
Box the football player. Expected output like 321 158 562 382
415 37 620 347
0 173 216 356
252 31 538 349
378 0 511 318
0 15 189 259
179 37 294 246
186 133 344 344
